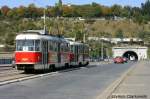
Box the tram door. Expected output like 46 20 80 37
57 42 61 63
42 40 48 69
82 45 85 62
75 45 79 62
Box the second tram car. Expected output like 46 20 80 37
15 30 89 72
69 41 89 66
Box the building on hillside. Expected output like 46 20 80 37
88 37 143 45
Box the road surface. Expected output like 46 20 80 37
0 62 136 99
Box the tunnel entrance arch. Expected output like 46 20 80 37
112 47 148 60
123 51 138 61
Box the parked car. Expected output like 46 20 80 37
113 56 124 64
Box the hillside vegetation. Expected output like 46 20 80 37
0 18 150 45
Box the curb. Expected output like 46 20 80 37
95 62 138 99
0 72 58 86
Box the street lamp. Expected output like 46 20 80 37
43 9 46 33
101 37 104 60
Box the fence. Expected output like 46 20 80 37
0 58 13 64
0 52 13 64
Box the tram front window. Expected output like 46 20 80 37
16 40 40 51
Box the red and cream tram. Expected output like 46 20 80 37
15 30 89 72
15 30 70 72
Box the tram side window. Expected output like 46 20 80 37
78 45 82 53
64 43 69 52
35 40 40 51
60 43 64 52
49 41 53 51
54 42 58 52
60 43 68 52
70 45 74 52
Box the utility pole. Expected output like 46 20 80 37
57 0 63 17
83 31 86 43
106 48 109 61
101 38 104 60
43 9 46 33
82 22 85 62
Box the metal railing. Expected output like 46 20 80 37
0 58 13 64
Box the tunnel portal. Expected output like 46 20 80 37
123 51 138 61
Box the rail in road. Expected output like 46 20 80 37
0 61 112 86
0 69 35 83
0 64 14 71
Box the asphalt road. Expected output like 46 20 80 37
0 62 136 99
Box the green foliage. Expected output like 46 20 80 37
0 1 149 22
111 4 122 16
115 29 124 38
4 33 15 45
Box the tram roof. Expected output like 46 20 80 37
16 33 67 43
67 40 84 45
68 41 89 48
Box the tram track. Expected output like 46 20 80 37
0 66 13 71
0 66 83 86
0 68 22 76
0 62 110 86
0 69 35 82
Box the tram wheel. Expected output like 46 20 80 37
49 65 56 72
65 63 70 68
79 62 82 67
24 69 34 73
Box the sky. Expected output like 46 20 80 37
0 0 147 8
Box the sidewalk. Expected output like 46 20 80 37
110 61 150 99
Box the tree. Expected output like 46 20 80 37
141 0 150 16
24 4 40 18
141 1 150 21
1 6 10 17
91 2 102 17
111 4 122 16
55 0 63 17
101 6 112 17
7 9 16 18
4 33 15 46
121 6 132 18
16 6 26 18
62 5 74 17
